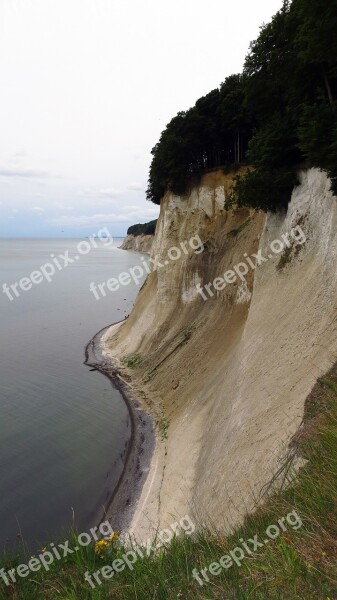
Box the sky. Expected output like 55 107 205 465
0 0 282 238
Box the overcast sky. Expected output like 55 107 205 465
0 0 282 238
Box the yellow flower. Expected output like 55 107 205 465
322 552 327 557
95 540 109 555
108 531 120 543
40 547 47 553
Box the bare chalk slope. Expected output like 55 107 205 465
105 168 337 539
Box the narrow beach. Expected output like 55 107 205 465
84 321 155 535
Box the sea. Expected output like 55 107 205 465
0 237 146 550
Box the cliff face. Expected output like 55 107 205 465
119 234 154 254
105 168 337 538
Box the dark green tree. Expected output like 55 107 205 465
146 0 337 209
292 0 337 107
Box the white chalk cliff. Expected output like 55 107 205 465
105 168 337 538
119 234 154 254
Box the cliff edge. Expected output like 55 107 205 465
119 219 157 253
119 234 154 254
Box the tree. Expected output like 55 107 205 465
146 0 337 209
292 0 337 107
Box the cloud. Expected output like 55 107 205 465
50 207 159 228
0 166 51 180
31 206 45 213
99 187 124 197
28 192 45 198
77 184 144 201
54 201 74 211
77 187 123 199
127 182 144 192
4 151 28 165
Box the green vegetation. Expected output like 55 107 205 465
127 220 157 237
147 0 337 210
121 354 143 369
1 365 337 598
143 366 157 383
157 414 169 442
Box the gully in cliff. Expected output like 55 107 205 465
196 225 307 300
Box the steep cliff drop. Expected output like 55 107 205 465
119 233 154 254
119 219 157 254
104 168 337 539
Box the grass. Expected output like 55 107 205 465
1 365 337 599
157 414 169 441
143 366 157 383
121 354 143 369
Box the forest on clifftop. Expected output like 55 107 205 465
146 0 337 211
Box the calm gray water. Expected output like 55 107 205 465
0 238 146 550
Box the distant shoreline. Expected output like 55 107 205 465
84 322 155 534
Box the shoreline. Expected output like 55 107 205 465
84 321 156 535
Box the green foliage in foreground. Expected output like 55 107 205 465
1 367 337 599
127 220 157 237
147 0 337 210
